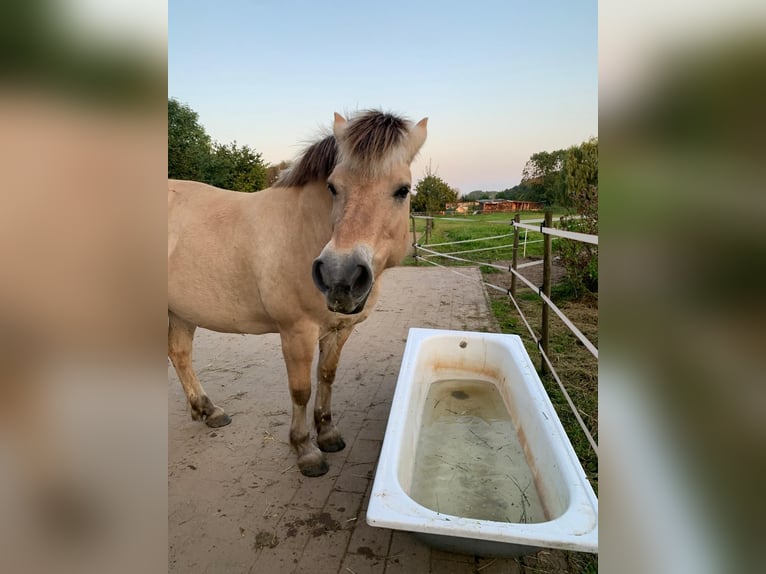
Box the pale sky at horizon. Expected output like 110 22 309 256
169 0 597 193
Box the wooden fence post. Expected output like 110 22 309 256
411 215 418 265
511 213 520 297
540 209 552 375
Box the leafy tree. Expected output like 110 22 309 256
207 141 268 192
168 98 212 181
520 149 566 205
555 138 598 295
168 97 270 192
496 183 533 200
564 137 598 222
411 166 458 213
466 190 498 200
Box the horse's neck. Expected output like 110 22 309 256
293 180 334 247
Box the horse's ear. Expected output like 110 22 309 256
408 117 428 160
333 112 347 139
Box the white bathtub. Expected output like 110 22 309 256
366 328 598 556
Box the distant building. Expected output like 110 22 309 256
446 199 543 214
445 201 478 214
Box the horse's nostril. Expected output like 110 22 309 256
350 264 372 297
312 259 329 293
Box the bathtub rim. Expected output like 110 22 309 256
366 328 598 554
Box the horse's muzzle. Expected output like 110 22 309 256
312 246 374 315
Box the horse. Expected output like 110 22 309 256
168 110 427 476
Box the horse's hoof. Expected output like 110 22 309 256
298 457 329 477
317 433 346 453
205 412 232 428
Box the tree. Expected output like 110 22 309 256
496 182 533 200
520 149 566 205
564 137 598 221
466 190 497 200
411 166 458 213
168 98 269 192
555 138 598 295
168 98 212 181
206 141 269 192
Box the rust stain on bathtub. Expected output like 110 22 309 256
430 359 501 382
516 424 553 522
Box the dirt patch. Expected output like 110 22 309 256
283 512 341 538
356 546 377 560
253 530 279 549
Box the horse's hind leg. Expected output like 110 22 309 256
314 326 352 452
280 325 327 477
168 311 231 428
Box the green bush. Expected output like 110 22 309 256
555 138 598 297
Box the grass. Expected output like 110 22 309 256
409 212 598 573
408 211 565 266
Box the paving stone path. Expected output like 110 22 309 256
169 266 572 573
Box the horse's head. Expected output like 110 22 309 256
311 111 427 314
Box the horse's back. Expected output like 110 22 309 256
168 179 244 265
167 179 277 333
168 178 238 218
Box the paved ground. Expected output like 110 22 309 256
168 266 570 573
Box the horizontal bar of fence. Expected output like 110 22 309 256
411 216 470 222
414 215 548 224
417 254 489 283
416 245 598 359
415 246 509 272
538 343 599 456
503 287 599 456
421 232 514 248
422 238 548 252
507 266 598 359
520 215 584 224
517 260 544 269
513 222 598 245
415 255 598 457
440 243 517 256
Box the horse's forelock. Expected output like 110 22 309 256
339 111 410 171
276 110 414 188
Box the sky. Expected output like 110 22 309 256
169 0 597 193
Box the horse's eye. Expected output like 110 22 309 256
394 185 410 200
327 182 337 196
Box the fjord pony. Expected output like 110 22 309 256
168 110 427 476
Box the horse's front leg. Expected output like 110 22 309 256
314 325 353 453
280 325 327 477
168 311 231 428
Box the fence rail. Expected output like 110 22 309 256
513 221 599 245
411 210 599 456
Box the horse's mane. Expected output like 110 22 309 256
275 110 410 188
275 134 337 188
